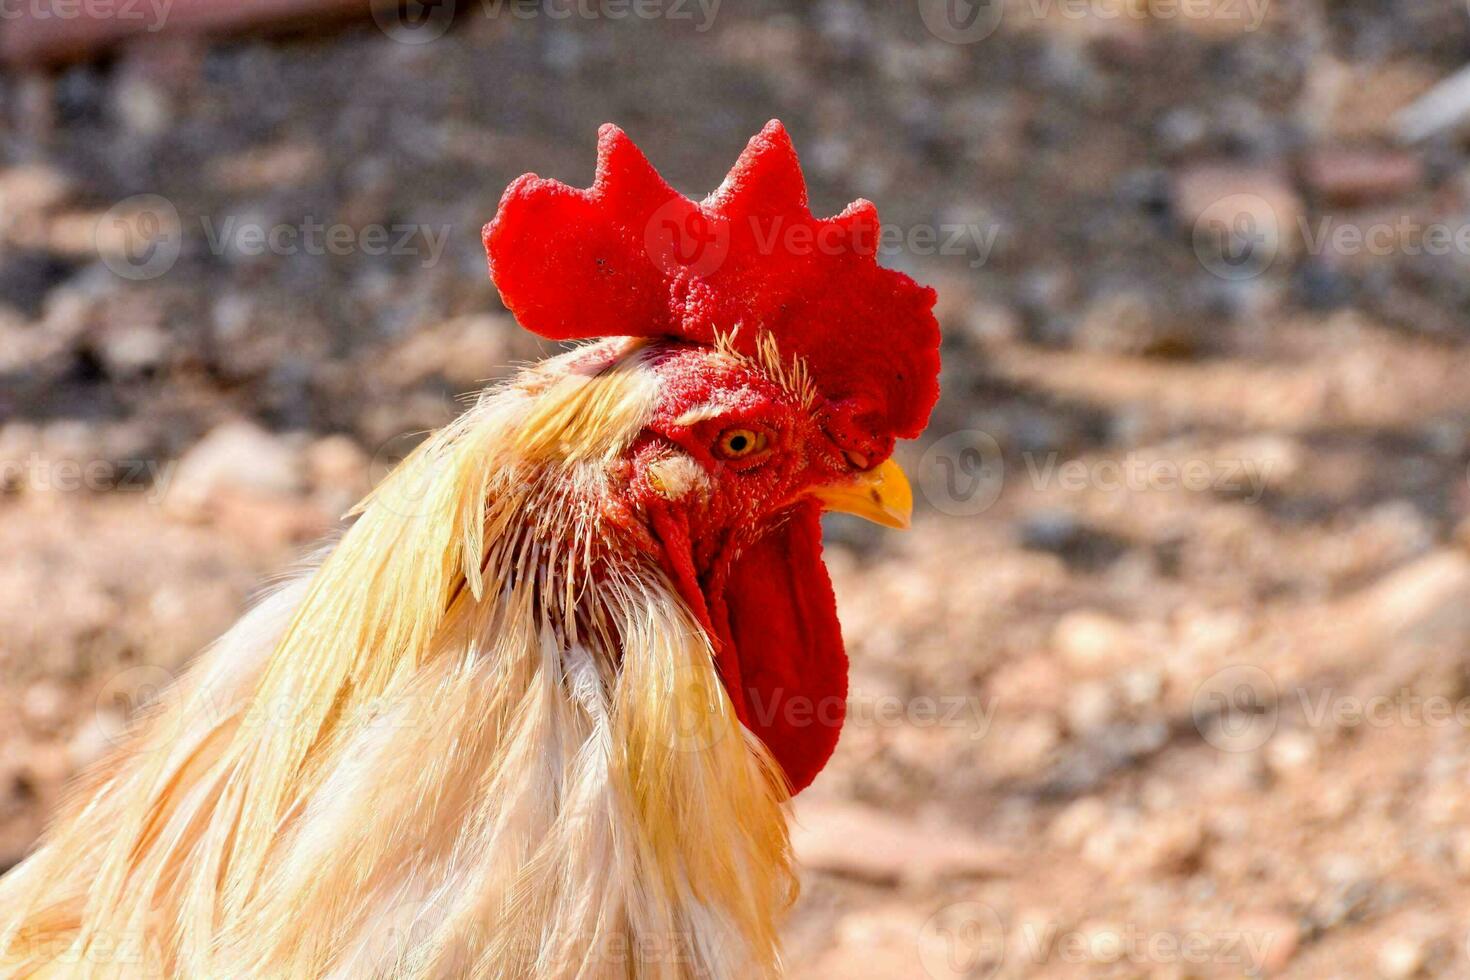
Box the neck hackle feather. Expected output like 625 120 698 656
0 345 794 978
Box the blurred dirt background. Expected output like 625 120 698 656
7 0 1470 976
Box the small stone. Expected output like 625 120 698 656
963 301 1021 345
306 435 369 492
1451 829 1470 879
1312 783 1358 822
1376 936 1428 979
206 141 325 192
1074 290 1195 357
1052 610 1139 672
378 315 513 388
1174 163 1304 270
21 681 67 729
1301 148 1423 206
1009 908 1062 962
1125 812 1205 876
1076 920 1126 964
95 322 169 380
1018 512 1127 570
1118 668 1163 708
790 801 1011 885
1081 822 1130 871
818 904 927 977
112 74 171 137
0 165 72 223
166 421 305 516
1211 435 1302 495
986 716 1061 778
1050 797 1109 849
1237 913 1301 975
67 714 119 771
986 656 1066 711
210 492 330 547
1265 731 1319 777
1065 681 1118 732
22 740 71 786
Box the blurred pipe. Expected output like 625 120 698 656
1396 64 1470 144
1 0 395 69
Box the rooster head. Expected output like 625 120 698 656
484 121 940 793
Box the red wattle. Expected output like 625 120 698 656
718 502 847 794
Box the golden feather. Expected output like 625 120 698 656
0 340 794 979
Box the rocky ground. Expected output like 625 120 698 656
7 1 1470 976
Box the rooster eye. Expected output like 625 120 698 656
716 428 767 460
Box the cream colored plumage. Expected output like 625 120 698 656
0 340 794 979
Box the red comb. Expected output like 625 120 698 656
483 120 940 444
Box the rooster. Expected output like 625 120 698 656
0 121 940 979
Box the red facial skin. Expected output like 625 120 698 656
620 345 860 794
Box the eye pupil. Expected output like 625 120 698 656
717 428 765 459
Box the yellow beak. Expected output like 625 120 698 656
809 458 913 530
